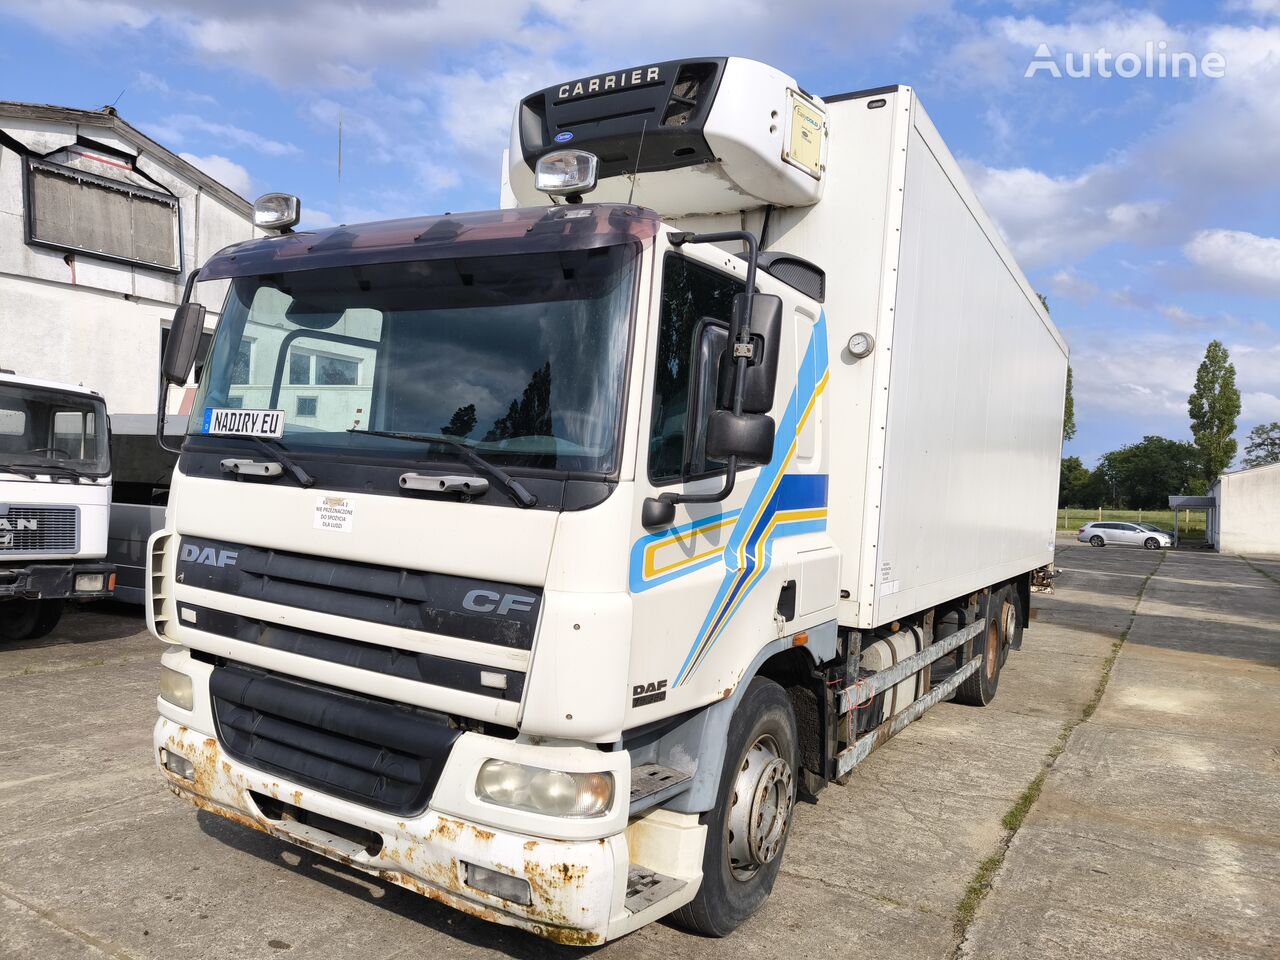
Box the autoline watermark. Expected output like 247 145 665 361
1026 41 1226 79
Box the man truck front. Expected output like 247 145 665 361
150 58 1066 944
0 372 115 642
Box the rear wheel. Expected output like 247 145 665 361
672 677 798 937
955 590 1007 706
0 598 64 643
1089 535 1105 547
1143 537 1161 550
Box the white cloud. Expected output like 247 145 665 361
1046 268 1098 303
178 152 252 196
1226 0 1280 19
1183 229 1280 295
148 114 299 157
963 161 1172 268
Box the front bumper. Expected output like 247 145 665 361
0 561 114 600
156 717 632 945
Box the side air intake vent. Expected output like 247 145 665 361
663 63 718 127
746 251 827 303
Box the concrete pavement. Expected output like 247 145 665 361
961 547 1280 959
1 545 1276 959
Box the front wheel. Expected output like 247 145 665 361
1089 535 1105 547
0 598 64 643
671 677 798 937
1144 537 1161 550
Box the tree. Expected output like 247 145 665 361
1062 365 1077 442
1038 294 1076 443
1097 435 1203 509
440 403 477 438
1058 455 1090 507
1187 340 1240 481
1243 422 1280 468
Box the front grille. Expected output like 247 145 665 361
177 537 541 650
0 505 79 553
211 662 461 816
180 602 525 701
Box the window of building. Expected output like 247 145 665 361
284 349 360 386
230 340 253 385
296 396 318 418
648 254 743 484
25 158 180 272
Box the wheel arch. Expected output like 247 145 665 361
657 620 836 815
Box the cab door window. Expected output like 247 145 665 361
648 254 743 484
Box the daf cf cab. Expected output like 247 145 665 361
150 57 1066 944
0 372 115 642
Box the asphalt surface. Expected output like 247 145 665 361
1 541 1276 959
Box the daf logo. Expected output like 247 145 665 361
180 543 239 568
462 590 536 616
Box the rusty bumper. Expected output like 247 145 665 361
155 718 624 946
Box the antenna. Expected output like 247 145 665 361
627 119 647 206
336 108 344 223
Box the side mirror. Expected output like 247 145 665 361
718 293 782 414
162 302 207 387
706 410 775 467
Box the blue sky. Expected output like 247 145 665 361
1 0 1277 465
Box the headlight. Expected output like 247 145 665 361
476 760 613 818
159 666 194 710
75 573 105 592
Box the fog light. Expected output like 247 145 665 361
464 862 532 905
253 192 301 230
476 760 613 818
161 748 195 781
75 573 104 592
159 666 194 710
534 149 599 197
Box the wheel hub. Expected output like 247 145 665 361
727 735 794 880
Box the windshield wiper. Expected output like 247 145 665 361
3 461 88 481
348 429 537 508
250 437 315 488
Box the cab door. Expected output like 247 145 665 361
626 240 830 723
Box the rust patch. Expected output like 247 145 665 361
523 839 538 852
429 816 464 844
523 861 589 926
469 826 496 843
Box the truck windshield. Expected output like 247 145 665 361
189 245 639 475
0 384 110 478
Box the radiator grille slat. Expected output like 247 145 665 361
0 505 79 553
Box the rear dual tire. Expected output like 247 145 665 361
955 588 1012 706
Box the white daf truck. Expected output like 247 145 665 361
149 57 1067 945
0 372 115 641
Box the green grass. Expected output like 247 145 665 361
1057 508 1206 539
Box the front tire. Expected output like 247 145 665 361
1089 535 1105 547
672 677 798 937
0 598 64 643
1144 537 1161 550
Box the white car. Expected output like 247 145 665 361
1078 521 1172 550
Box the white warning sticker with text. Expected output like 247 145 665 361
314 496 354 533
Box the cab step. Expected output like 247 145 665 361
625 865 688 914
629 763 692 812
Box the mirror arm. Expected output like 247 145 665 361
156 268 201 455
656 229 760 514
